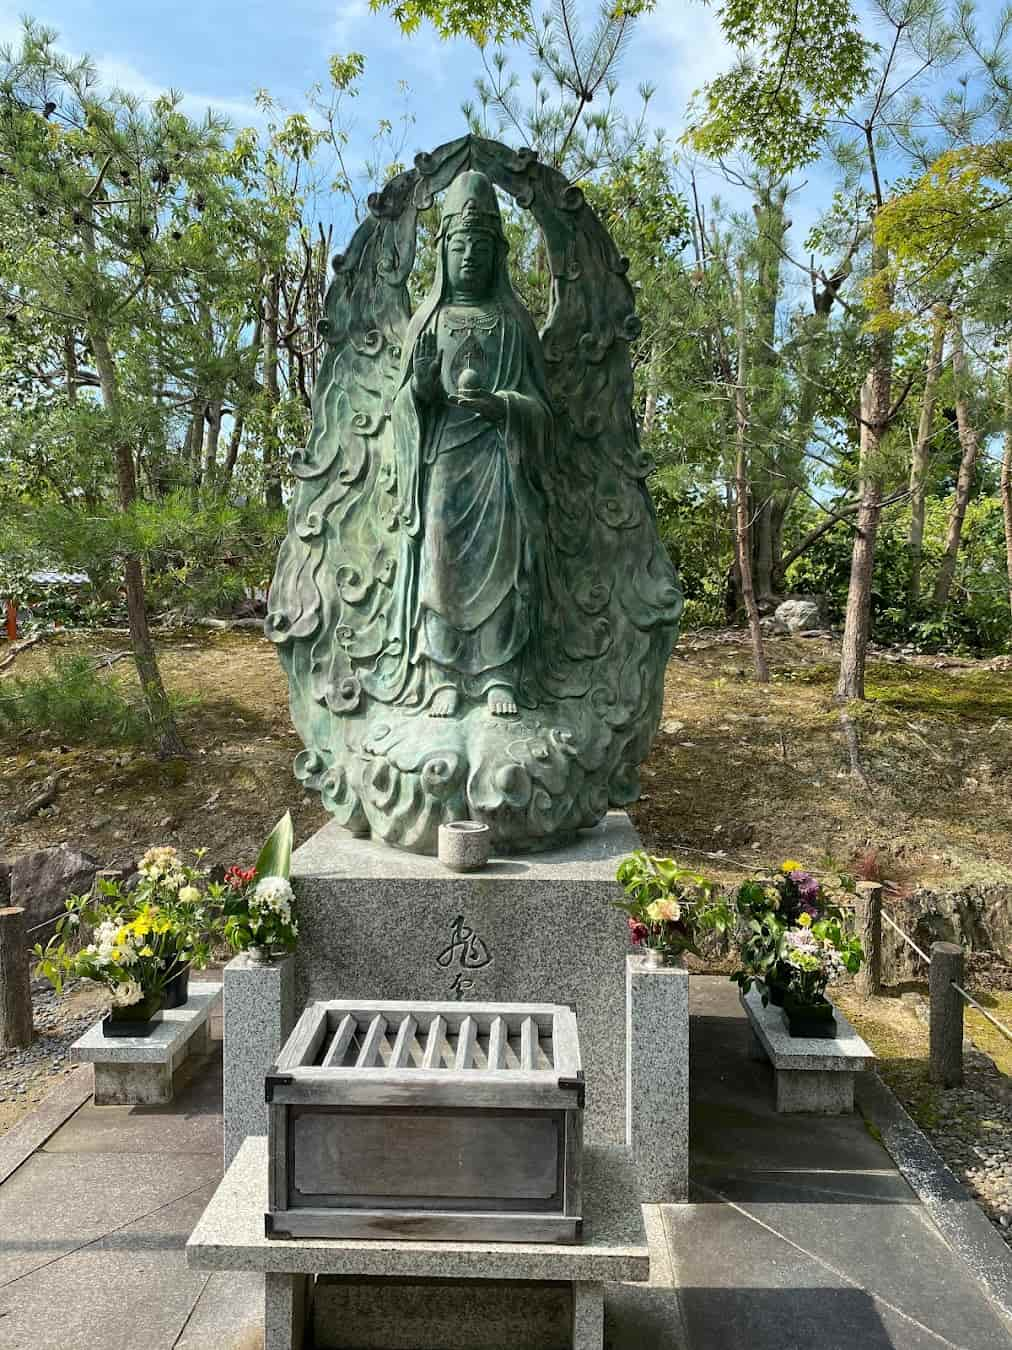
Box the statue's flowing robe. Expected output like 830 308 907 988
362 297 552 705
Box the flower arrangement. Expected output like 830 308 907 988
33 812 298 1031
220 812 298 957
732 860 865 1031
615 850 730 963
34 843 217 1032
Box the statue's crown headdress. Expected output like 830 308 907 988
440 170 505 240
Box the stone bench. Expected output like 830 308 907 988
741 986 876 1114
187 1135 651 1350
71 982 222 1106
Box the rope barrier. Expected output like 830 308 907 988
951 980 1012 1046
880 909 932 964
881 907 1012 1046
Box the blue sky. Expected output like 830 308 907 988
0 0 731 213
3 0 1009 259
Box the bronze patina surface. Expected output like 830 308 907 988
267 135 681 853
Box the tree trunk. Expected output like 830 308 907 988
753 498 775 604
836 371 887 701
0 907 32 1051
222 415 244 490
64 332 78 404
88 328 184 757
836 157 892 703
1002 339 1012 622
186 400 204 498
204 396 223 491
907 307 946 611
263 271 283 510
640 343 660 440
734 259 769 682
932 316 980 609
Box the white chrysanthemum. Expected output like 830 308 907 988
111 979 143 1007
178 885 201 905
254 876 295 915
139 845 181 878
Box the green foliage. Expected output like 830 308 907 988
254 811 294 882
685 0 870 173
0 651 183 745
369 0 534 43
787 495 1012 653
614 849 731 960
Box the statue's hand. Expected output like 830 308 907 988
411 331 442 403
449 390 507 423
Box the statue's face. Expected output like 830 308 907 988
446 229 495 298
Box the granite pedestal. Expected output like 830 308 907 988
71 982 221 1106
625 955 689 1202
288 812 640 1144
223 954 296 1166
741 987 876 1113
187 1136 649 1350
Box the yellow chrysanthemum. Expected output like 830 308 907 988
152 915 172 934
797 912 812 928
139 945 154 957
115 925 131 945
780 859 803 874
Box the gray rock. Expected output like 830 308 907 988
773 597 822 634
10 845 100 930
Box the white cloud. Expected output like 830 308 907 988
96 53 263 125
632 0 733 128
0 4 263 127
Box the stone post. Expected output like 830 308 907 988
855 882 882 997
223 952 296 1168
625 953 689 1203
0 907 32 1050
929 941 964 1088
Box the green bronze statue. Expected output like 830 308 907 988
267 136 682 854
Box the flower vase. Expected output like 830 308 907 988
246 944 273 966
640 947 679 969
782 993 837 1040
102 993 164 1038
161 965 190 1009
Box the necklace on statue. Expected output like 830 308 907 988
443 304 501 338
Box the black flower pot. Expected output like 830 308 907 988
102 994 164 1038
765 979 788 1007
162 965 190 1010
781 993 837 1040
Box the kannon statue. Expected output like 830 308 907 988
267 136 682 854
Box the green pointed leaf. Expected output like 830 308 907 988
254 811 294 881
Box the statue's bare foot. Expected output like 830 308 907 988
428 687 459 718
488 685 518 717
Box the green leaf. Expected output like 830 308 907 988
254 811 294 881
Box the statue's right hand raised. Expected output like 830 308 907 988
412 331 442 403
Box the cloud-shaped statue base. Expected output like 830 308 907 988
292 698 645 856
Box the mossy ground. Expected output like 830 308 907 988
629 632 1012 892
1 628 1010 897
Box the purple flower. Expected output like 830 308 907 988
789 870 820 902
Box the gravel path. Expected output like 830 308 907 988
930 1055 1012 1239
0 980 105 1133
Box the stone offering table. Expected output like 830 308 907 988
71 982 221 1106
741 986 876 1113
285 812 640 1145
187 1135 650 1350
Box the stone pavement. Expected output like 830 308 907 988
0 979 1008 1349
